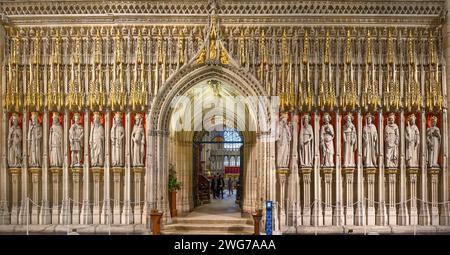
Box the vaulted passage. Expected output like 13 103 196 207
166 79 261 219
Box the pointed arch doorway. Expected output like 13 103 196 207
147 62 276 227
192 127 244 214
166 77 258 218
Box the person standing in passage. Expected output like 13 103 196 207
211 174 217 199
219 175 225 199
228 177 233 196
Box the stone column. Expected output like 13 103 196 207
142 114 152 225
18 69 29 225
17 113 26 224
59 111 70 224
158 131 171 224
101 111 111 224
122 111 133 224
80 110 92 224
398 112 409 225
287 113 300 227
243 143 250 212
355 110 365 225
334 112 344 225
39 110 51 224
268 130 279 232
376 112 387 225
312 111 322 226
252 140 259 213
179 141 188 214
0 25 10 224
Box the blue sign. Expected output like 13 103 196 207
265 200 272 235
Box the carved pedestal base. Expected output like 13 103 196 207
343 167 355 226
71 167 82 224
385 168 398 225
8 168 20 225
91 167 103 225
29 168 41 225
133 167 145 224
321 168 334 226
365 167 376 225
50 167 61 225
276 168 288 228
408 168 419 226
428 168 440 225
112 167 122 224
300 168 312 226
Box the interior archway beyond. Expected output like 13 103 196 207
167 78 258 217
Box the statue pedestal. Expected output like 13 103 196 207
408 168 419 226
300 167 312 226
385 168 398 225
321 167 334 225
276 168 288 228
428 167 440 225
112 167 123 224
91 167 103 224
70 167 82 224
50 167 61 225
342 167 355 225
364 167 376 225
29 168 41 225
133 167 145 224
7 168 21 225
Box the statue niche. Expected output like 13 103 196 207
8 114 22 168
90 112 105 167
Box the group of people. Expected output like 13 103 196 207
210 175 236 199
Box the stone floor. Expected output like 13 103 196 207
162 191 254 235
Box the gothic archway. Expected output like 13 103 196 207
146 61 274 224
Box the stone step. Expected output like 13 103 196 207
163 223 254 233
162 230 254 235
171 217 253 225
